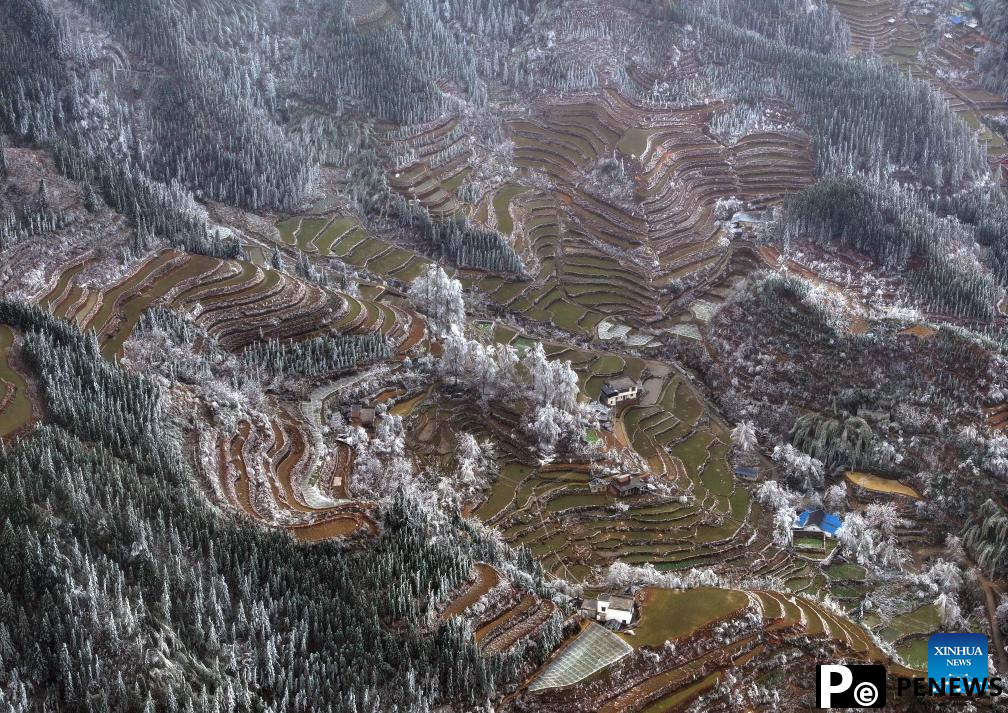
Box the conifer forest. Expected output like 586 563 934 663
4 0 1008 711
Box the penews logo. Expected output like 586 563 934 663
928 633 988 695
819 633 1005 706
817 664 886 708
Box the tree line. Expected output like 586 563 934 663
0 298 563 712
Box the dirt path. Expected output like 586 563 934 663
980 573 1008 674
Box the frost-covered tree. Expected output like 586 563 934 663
773 505 794 548
522 343 580 414
454 432 499 499
408 264 466 335
986 436 1008 481
920 559 964 597
754 479 798 511
347 413 416 500
935 592 963 630
731 421 758 453
865 502 906 541
836 507 907 573
772 442 825 492
824 482 848 512
836 512 875 567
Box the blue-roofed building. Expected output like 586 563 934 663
949 15 965 25
733 465 759 481
793 509 842 538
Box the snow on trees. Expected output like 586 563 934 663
436 330 519 401
347 410 416 500
408 264 466 335
919 559 963 597
754 479 797 511
824 482 848 512
523 405 581 464
521 342 580 414
454 432 499 501
730 421 758 453
772 506 794 548
714 196 744 221
934 592 963 630
772 442 825 492
865 503 907 541
431 335 597 459
836 512 876 568
986 435 1008 481
836 506 908 573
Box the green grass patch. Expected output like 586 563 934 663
545 492 612 512
313 217 358 254
630 587 748 648
826 563 866 581
880 604 941 643
896 636 929 671
616 127 652 158
492 183 527 235
794 534 825 550
345 237 390 265
389 255 430 283
331 228 370 258
670 431 715 482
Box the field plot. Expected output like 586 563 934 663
212 414 376 541
529 622 633 691
495 88 813 337
897 636 929 671
828 0 901 55
629 587 748 648
846 471 920 499
468 338 769 584
274 216 434 286
525 584 914 710
877 604 941 645
347 0 396 29
442 563 499 619
30 247 424 365
0 326 35 438
379 119 472 217
475 593 558 654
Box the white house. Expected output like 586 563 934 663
581 593 634 625
600 377 641 407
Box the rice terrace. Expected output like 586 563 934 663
2 0 1008 711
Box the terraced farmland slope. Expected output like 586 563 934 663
521 586 919 711
0 325 35 439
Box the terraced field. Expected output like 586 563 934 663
468 339 779 585
0 325 35 439
23 248 425 548
210 413 376 539
490 89 814 337
525 586 918 711
828 0 901 55
33 249 426 361
347 0 396 30
442 563 500 619
829 0 1008 169
379 118 472 217
275 215 433 284
629 587 748 648
278 87 810 343
475 592 558 655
